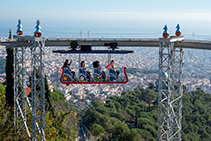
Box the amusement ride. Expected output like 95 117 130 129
1 19 211 141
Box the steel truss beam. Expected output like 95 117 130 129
157 37 184 141
14 36 45 140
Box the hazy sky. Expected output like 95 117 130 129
1 0 211 19
1 0 211 36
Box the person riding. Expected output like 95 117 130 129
63 59 76 81
80 61 91 81
93 61 106 81
106 60 119 78
63 59 69 68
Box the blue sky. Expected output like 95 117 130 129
2 0 211 19
1 0 211 37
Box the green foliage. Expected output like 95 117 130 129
5 47 14 107
182 89 211 140
127 68 158 75
82 87 158 140
127 68 142 74
0 80 77 140
0 82 15 140
82 85 211 141
110 112 126 121
51 88 72 112
45 75 56 117
51 88 66 102
90 124 105 137
50 88 77 140
141 89 157 105
92 99 104 107
148 83 155 89
135 128 156 141
127 129 144 141
111 122 131 140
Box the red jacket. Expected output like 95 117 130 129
106 64 114 68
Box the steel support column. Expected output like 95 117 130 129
30 39 45 141
157 36 184 141
14 47 31 139
14 35 46 140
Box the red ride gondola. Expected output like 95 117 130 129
60 66 128 84
52 42 133 85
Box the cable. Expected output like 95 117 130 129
2 29 211 39
43 31 161 35
43 31 80 34
42 30 211 39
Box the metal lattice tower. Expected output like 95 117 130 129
30 38 45 140
14 36 45 140
14 46 29 139
157 36 184 141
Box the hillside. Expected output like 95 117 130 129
0 82 78 140
82 86 211 141
50 88 79 140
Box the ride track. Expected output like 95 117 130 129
0 35 211 50
1 35 211 50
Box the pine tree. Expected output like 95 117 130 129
5 29 14 107
45 75 56 116
0 82 15 140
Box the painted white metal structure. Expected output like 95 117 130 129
14 46 29 139
30 37 45 141
1 34 211 140
13 36 45 140
157 36 184 141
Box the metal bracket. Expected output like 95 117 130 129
70 41 79 51
104 42 119 51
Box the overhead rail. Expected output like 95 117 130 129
2 36 211 50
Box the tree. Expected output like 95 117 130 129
149 83 155 90
0 82 15 140
125 129 143 141
183 85 187 92
90 124 105 138
82 85 211 141
45 75 56 117
91 99 104 107
142 89 157 109
5 29 14 107
112 123 131 139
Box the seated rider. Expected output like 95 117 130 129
93 61 106 81
63 59 69 68
81 61 91 81
63 59 76 81
106 60 119 78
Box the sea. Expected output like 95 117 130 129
1 19 211 40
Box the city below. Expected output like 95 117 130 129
1 36 211 109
